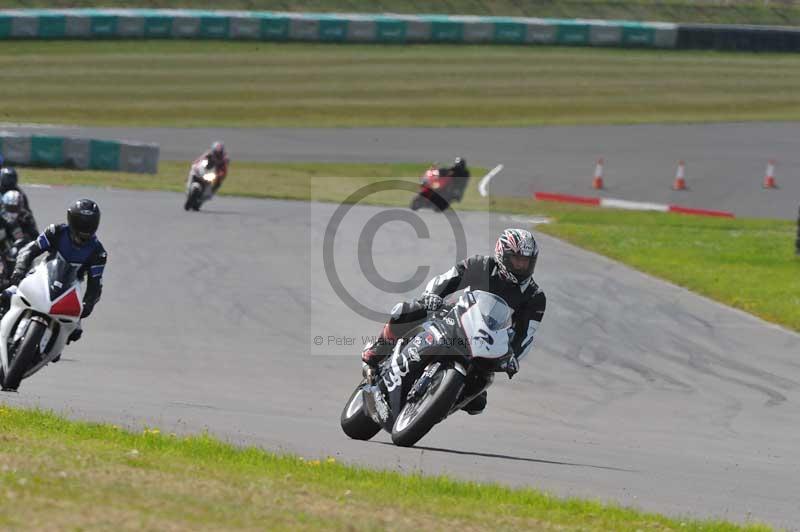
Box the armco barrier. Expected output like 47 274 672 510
1 9 797 51
676 23 800 51
0 9 679 48
0 132 159 174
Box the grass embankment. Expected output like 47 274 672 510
0 405 769 531
534 202 800 332
4 0 800 26
22 161 450 200
2 42 800 127
22 161 800 332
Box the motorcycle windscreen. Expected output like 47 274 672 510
46 255 80 302
472 291 513 331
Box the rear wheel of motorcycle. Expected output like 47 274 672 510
340 384 381 441
391 366 464 447
3 320 46 391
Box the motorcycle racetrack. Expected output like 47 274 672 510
5 122 800 219
3 169 800 528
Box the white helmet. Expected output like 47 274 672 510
1 190 22 224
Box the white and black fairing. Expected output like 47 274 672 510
362 290 514 431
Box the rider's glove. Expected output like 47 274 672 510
8 270 24 286
419 293 443 312
67 328 82 344
501 355 519 379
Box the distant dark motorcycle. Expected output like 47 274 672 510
184 160 219 212
340 290 516 447
409 167 469 212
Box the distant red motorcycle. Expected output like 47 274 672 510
410 167 465 212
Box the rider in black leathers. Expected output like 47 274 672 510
361 228 546 414
1 199 107 346
0 168 36 235
437 157 470 203
0 191 37 242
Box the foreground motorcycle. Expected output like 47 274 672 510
184 160 218 211
340 290 515 447
0 254 83 391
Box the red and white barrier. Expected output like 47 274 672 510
533 191 734 219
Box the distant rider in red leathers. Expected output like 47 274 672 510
194 141 230 193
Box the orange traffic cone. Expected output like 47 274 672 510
763 160 777 189
593 158 605 189
672 160 687 190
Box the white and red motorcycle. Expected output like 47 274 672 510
0 254 83 391
184 160 219 212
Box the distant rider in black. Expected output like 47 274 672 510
361 228 546 414
438 156 470 202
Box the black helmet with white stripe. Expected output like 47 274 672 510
494 228 539 284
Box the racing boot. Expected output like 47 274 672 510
361 322 397 369
462 391 487 415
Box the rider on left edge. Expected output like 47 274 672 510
0 199 107 345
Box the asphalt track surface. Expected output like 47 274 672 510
4 122 800 219
2 184 800 529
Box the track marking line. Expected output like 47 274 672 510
478 164 503 197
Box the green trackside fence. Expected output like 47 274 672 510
0 133 159 174
1 9 798 51
0 9 679 49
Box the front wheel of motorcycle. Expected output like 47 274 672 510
340 383 381 440
3 319 46 391
391 365 464 447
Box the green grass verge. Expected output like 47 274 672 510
3 0 800 26
3 42 800 127
22 161 440 201
532 202 800 332
21 161 800 333
0 405 770 531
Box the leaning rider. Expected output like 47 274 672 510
1 190 37 243
0 167 36 234
1 199 107 347
438 156 470 201
361 228 546 415
194 141 229 193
